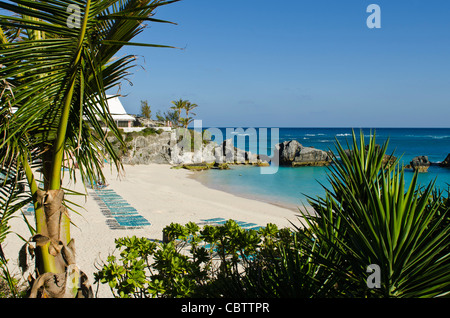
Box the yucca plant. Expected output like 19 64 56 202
0 0 179 298
298 130 450 297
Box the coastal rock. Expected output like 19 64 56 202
119 131 259 167
278 140 302 164
213 162 230 170
170 144 195 165
201 142 217 164
382 154 397 166
275 140 331 167
120 132 173 165
213 138 258 164
256 160 270 167
169 134 218 165
181 163 212 171
410 156 431 173
439 154 450 167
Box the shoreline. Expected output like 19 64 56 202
186 168 305 214
3 163 308 298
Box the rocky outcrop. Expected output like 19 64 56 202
118 132 260 167
410 156 431 173
120 132 174 165
117 131 332 168
275 140 331 167
215 138 258 164
439 154 450 168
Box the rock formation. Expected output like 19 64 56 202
118 131 174 165
275 140 331 167
214 138 258 164
410 156 431 173
117 131 260 167
116 131 333 169
439 154 450 168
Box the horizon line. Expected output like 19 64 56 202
192 126 450 129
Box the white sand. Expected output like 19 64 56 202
3 164 307 298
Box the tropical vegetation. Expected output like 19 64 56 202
140 100 152 119
156 98 198 129
95 131 450 298
0 0 179 298
1 0 449 299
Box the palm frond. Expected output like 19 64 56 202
0 0 180 188
0 159 32 249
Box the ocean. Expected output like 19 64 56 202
193 128 450 209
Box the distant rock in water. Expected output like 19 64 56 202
439 154 450 168
275 140 331 167
410 156 431 173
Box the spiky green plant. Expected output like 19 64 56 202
297 130 450 297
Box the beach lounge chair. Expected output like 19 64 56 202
92 188 151 229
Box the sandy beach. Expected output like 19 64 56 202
3 163 305 298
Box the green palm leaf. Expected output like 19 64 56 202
0 0 180 297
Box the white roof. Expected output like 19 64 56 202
106 95 128 115
106 95 135 121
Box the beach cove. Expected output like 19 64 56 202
3 164 304 298
189 128 450 210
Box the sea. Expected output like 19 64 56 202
193 128 450 210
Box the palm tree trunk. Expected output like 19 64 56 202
26 1 92 297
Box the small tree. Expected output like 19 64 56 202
140 100 151 119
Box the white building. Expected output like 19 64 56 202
105 95 135 128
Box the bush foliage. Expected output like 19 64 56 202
93 131 450 298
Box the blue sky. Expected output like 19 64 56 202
115 0 450 128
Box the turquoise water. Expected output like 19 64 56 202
194 128 450 209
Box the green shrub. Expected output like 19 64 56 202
94 227 210 298
94 221 294 298
141 128 157 136
124 133 133 143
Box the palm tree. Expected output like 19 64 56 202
0 0 179 298
169 98 186 127
183 101 198 129
178 117 192 130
